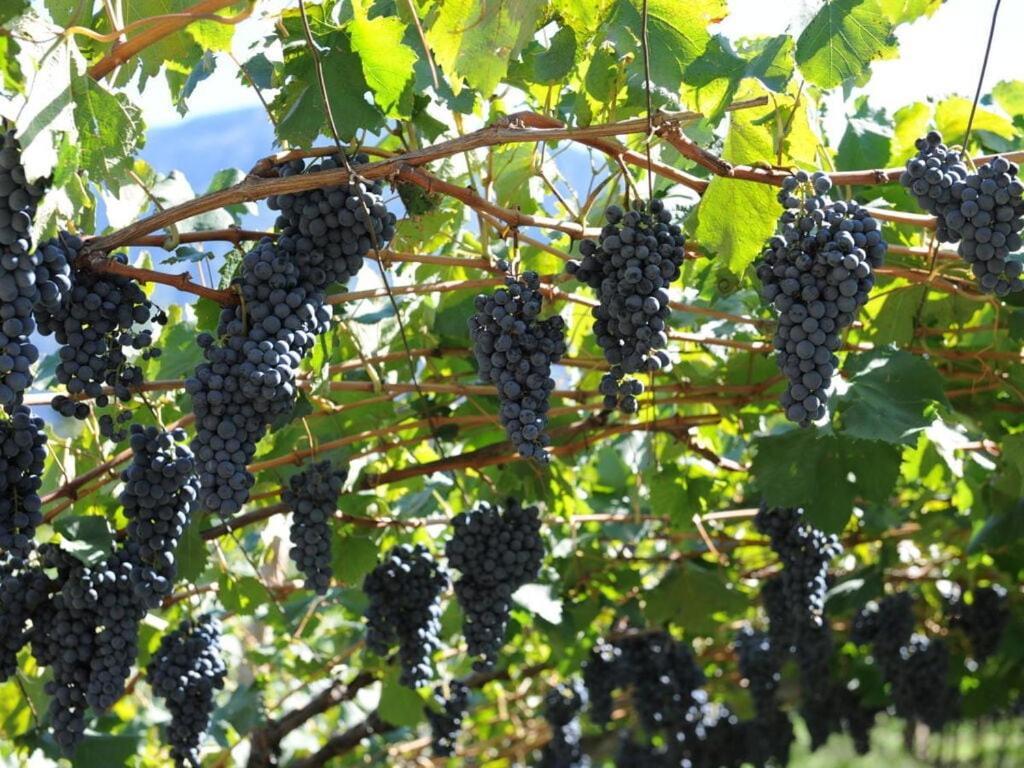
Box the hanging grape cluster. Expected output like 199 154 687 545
583 631 706 732
189 154 394 517
281 459 346 593
948 584 1010 661
0 561 51 680
902 131 1024 295
363 544 448 687
32 235 166 431
0 405 46 562
120 425 200 605
426 680 469 757
147 615 227 767
566 199 685 413
445 498 544 670
755 171 887 425
537 680 588 768
0 129 50 407
469 271 566 463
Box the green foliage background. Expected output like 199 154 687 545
1 0 1023 765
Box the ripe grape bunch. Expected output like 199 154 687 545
281 460 346 594
0 562 52 681
733 627 781 717
566 200 685 413
755 505 842 634
120 425 199 605
468 271 566 463
269 152 396 287
32 234 166 429
0 405 47 561
189 154 394 517
537 680 588 768
0 130 52 407
755 172 887 425
899 131 969 242
363 544 448 687
0 128 46 250
187 238 331 516
147 615 227 768
891 634 959 731
851 591 915 671
948 584 1010 661
583 631 705 732
30 555 109 752
902 132 1024 295
444 498 544 670
426 680 469 757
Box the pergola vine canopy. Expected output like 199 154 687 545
1 0 1023 766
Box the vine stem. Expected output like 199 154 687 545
87 0 240 79
85 98 769 253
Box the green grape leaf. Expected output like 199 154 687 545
66 733 140 768
691 99 780 275
426 0 546 97
54 515 114 562
645 563 747 633
272 16 384 146
796 0 898 90
752 430 902 533
553 0 615 37
0 0 28 24
348 0 417 114
378 667 424 727
332 531 379 586
606 0 725 93
835 350 949 444
174 520 210 584
510 25 577 85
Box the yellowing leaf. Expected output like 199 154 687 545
349 0 418 113
426 0 545 96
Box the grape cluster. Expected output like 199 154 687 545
84 552 148 711
948 585 1009 661
538 681 588 768
733 627 780 716
0 563 51 680
187 238 332 516
583 631 705 732
755 506 841 633
891 635 959 730
120 425 199 605
566 200 685 413
445 498 544 670
281 460 346 593
0 243 40 406
469 271 566 462
426 680 469 757
147 615 227 768
30 557 104 752
0 405 46 562
269 153 396 287
363 544 448 687
755 172 887 425
0 128 46 248
899 131 969 241
947 157 1024 295
761 574 796 654
851 591 915 669
902 132 1024 295
190 155 394 517
33 235 166 424
0 129 47 406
